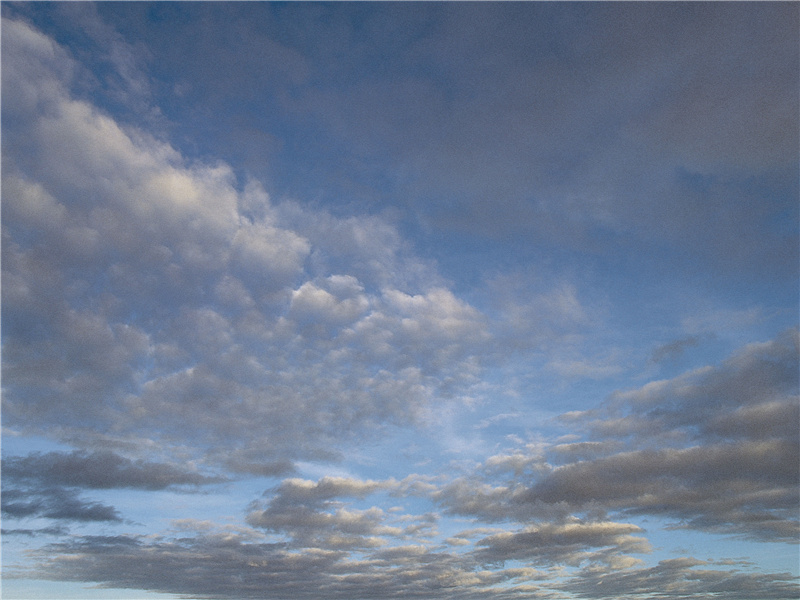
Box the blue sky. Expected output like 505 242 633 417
1 3 798 599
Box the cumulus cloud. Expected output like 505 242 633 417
245 476 403 550
15 476 653 600
20 505 793 600
559 557 800 600
432 330 799 542
22 528 532 600
472 519 650 568
528 441 798 541
2 9 797 600
1 15 491 474
8 325 798 595
593 329 799 445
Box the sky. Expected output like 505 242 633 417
1 2 798 599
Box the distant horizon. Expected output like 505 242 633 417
2 2 798 599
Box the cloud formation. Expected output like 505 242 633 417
2 5 797 600
2 15 491 477
3 450 223 491
427 331 800 544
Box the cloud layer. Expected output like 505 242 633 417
2 5 798 600
2 16 491 478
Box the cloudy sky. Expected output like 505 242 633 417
1 3 798 599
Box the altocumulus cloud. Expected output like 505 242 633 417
2 15 490 477
2 6 799 600
431 332 799 542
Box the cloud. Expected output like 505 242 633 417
594 329 799 445
528 441 798 541
429 331 798 541
264 3 797 279
1 525 69 537
2 9 796 600
473 519 650 568
16 478 650 600
1 450 223 527
245 476 414 551
1 16 492 474
21 506 793 600
650 334 703 363
2 450 223 491
1 487 121 523
559 557 800 600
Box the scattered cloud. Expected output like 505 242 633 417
2 5 797 600
2 450 224 491
650 334 703 363
1 15 492 476
1 487 121 523
559 557 800 600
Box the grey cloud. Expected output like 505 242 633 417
272 3 797 277
596 329 799 444
247 503 388 551
2 450 223 490
1 487 121 523
528 441 798 542
559 557 800 600
433 331 799 541
1 525 69 537
433 476 558 524
2 16 492 472
268 476 398 503
15 469 797 599
1 449 222 526
30 2 793 284
548 441 622 464
650 335 703 363
246 477 406 550
25 522 794 600
223 455 297 478
16 521 618 600
23 526 535 599
473 520 650 568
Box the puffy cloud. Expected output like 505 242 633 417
473 520 650 568
528 441 799 541
24 511 791 600
267 476 397 502
593 329 799 444
1 16 491 473
289 276 370 331
246 476 408 550
432 330 799 542
3 10 796 600
559 557 800 600
13 461 798 599
21 528 528 600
